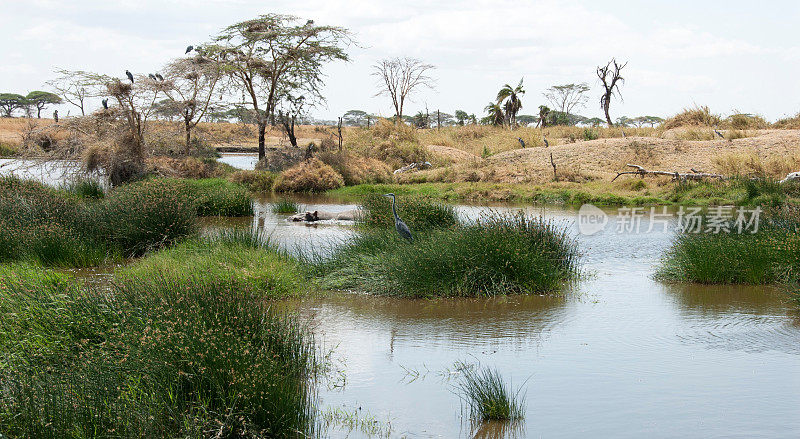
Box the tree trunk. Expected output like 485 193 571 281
287 116 297 147
184 118 191 155
258 121 266 160
603 95 613 127
37 107 41 118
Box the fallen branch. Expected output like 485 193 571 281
612 164 725 182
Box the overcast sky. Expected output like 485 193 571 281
3 0 799 121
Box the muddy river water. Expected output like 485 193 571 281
223 197 800 438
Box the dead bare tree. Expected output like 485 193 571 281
149 54 224 154
596 59 628 127
372 57 435 121
46 69 96 116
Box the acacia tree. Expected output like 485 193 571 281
597 58 628 127
211 15 352 160
0 94 28 117
151 55 224 153
26 91 62 118
543 83 590 121
373 57 435 121
46 69 94 116
496 79 525 129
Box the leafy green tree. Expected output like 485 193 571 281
543 83 590 125
516 114 538 126
26 91 62 118
211 14 352 160
454 109 469 125
585 117 605 127
538 105 551 128
496 79 525 129
342 109 369 126
484 102 504 126
0 93 29 117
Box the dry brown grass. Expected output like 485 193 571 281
229 170 277 192
661 105 722 130
144 156 231 179
274 158 344 192
317 150 392 185
774 114 800 129
713 151 800 178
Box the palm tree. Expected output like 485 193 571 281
484 102 504 126
496 78 525 129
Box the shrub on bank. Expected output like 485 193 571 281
0 264 317 438
274 158 345 192
229 169 277 192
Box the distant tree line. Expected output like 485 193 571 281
0 91 62 118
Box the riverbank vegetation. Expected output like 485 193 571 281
0 263 318 438
658 207 800 286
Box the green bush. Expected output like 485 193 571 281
357 193 458 231
0 264 317 438
272 198 300 214
62 178 105 199
317 212 579 297
229 169 277 192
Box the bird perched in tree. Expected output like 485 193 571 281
148 73 156 81
101 98 108 109
383 193 413 241
185 45 194 54
306 19 314 25
155 73 164 81
517 137 525 148
714 129 724 139
543 134 549 148
125 70 134 83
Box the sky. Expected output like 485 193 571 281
2 0 800 122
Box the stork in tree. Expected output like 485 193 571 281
125 70 134 83
101 98 108 109
185 45 194 54
596 58 627 127
383 193 413 241
496 78 524 129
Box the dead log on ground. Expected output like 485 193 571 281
612 164 725 182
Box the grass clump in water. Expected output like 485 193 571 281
316 212 578 297
181 177 254 216
456 363 525 421
62 178 105 199
657 207 800 284
0 263 318 438
357 193 458 230
272 198 300 214
118 232 305 298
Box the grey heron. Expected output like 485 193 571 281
383 193 413 241
101 98 108 109
517 137 525 148
185 45 194 54
125 70 134 83
543 134 549 148
621 129 626 138
714 129 724 139
53 110 58 123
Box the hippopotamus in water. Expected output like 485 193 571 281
289 209 362 222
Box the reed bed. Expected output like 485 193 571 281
658 207 800 284
272 198 300 214
0 263 317 438
315 206 579 297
